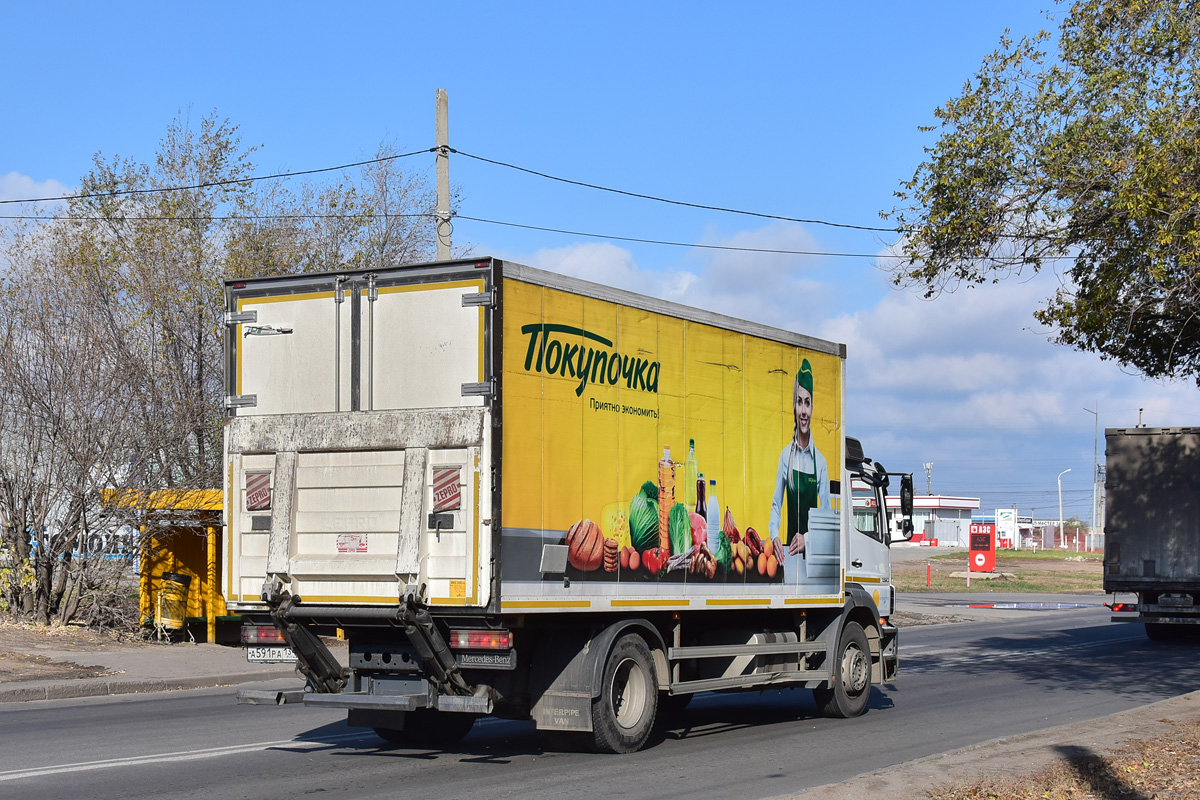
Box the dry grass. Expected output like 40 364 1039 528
927 719 1200 799
892 551 1104 594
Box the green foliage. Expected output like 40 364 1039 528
888 0 1200 384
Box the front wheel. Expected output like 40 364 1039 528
813 621 872 718
590 633 658 753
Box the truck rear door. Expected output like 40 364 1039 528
223 261 495 612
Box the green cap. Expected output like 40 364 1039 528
795 358 814 395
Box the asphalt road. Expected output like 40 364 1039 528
1 604 1195 800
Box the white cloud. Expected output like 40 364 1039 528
0 172 70 204
500 225 1199 518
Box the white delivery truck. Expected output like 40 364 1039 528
224 257 914 752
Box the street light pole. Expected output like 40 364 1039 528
1058 468 1072 549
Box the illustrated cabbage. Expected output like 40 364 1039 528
668 502 691 556
629 480 660 553
714 532 733 572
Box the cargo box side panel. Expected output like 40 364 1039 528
498 277 847 613
1104 428 1200 592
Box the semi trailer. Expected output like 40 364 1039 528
1104 426 1200 640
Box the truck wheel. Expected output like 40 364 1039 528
374 709 477 747
591 633 658 753
1145 622 1181 641
813 621 871 719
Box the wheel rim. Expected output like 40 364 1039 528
841 643 869 695
610 656 649 730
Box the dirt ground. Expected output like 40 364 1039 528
0 622 144 682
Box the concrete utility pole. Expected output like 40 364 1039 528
435 89 451 260
923 463 933 496
1057 468 1071 549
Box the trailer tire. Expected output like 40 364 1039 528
813 621 871 719
590 633 658 753
373 709 477 747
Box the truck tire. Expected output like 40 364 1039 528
591 633 658 753
813 621 871 719
1145 622 1184 641
373 709 477 747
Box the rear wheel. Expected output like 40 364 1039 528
591 633 658 753
373 709 477 747
813 621 871 718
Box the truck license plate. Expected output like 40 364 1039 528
246 645 297 663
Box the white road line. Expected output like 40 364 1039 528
0 732 366 782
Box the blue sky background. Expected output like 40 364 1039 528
3 1 1195 525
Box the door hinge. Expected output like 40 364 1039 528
225 310 258 325
461 380 495 398
462 291 494 308
225 394 258 409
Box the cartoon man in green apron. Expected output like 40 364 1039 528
769 359 830 560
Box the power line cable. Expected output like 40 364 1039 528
450 148 902 234
455 215 887 258
0 149 434 206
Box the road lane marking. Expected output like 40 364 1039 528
0 732 367 782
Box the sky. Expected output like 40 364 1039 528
3 1 1196 526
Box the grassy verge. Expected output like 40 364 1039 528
893 550 1104 594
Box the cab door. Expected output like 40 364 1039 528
848 477 892 615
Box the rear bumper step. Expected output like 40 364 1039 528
304 691 492 714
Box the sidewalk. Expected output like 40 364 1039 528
0 636 312 703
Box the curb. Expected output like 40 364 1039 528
0 669 299 704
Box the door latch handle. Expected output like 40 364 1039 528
851 559 863 568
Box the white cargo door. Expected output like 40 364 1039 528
369 281 485 411
237 290 350 415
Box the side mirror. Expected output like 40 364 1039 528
900 474 914 516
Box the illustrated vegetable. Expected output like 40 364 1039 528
668 503 691 556
722 508 740 545
641 547 667 576
688 512 707 548
566 519 605 571
714 532 733 572
629 481 660 554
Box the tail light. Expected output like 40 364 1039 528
449 629 512 650
241 624 286 644
1107 602 1136 613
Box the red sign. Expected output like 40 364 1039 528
432 466 462 512
968 522 995 572
246 472 272 512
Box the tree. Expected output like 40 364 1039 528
0 111 443 625
887 0 1200 384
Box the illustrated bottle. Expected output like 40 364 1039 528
684 439 698 510
658 446 674 552
706 478 720 552
695 472 707 518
